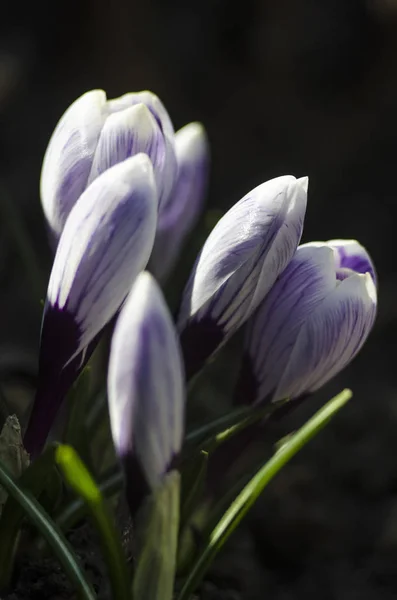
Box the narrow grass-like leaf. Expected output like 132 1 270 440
177 389 352 600
0 460 96 599
56 469 123 532
55 445 130 600
133 471 180 600
184 397 289 452
0 444 58 587
180 450 208 527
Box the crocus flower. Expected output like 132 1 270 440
235 239 377 405
24 154 157 456
149 122 209 281
177 175 308 380
41 89 177 242
108 272 184 514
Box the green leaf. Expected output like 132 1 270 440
55 445 130 600
0 460 96 600
176 389 352 600
0 415 30 513
55 469 123 533
133 471 180 600
180 450 208 527
0 444 58 587
184 397 289 453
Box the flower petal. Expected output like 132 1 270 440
88 104 176 209
106 90 175 140
108 272 185 494
47 153 157 357
40 90 107 241
238 245 336 404
274 272 377 400
149 122 209 281
25 155 157 457
328 239 377 284
177 175 307 378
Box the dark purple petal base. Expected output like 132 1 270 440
121 452 150 518
179 316 224 381
233 353 260 405
24 304 98 457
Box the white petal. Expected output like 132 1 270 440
90 103 176 210
40 90 107 240
246 245 336 402
327 239 377 284
108 272 185 488
150 122 209 281
275 272 377 400
178 175 307 333
106 90 175 140
48 154 157 356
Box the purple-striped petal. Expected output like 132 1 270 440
237 245 336 404
304 239 376 284
328 239 377 285
237 240 377 406
108 272 184 509
275 272 377 400
177 175 308 379
25 154 157 456
106 90 175 141
88 103 176 210
149 122 209 281
47 154 157 356
40 90 107 241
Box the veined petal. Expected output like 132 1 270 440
177 175 307 378
25 155 157 457
105 92 178 209
150 122 209 281
238 245 336 404
328 239 377 284
275 272 377 401
47 153 157 358
304 239 376 284
106 90 175 140
40 90 107 241
88 103 175 209
108 272 185 496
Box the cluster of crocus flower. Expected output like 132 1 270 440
24 90 377 520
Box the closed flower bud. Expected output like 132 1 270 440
236 240 377 405
25 154 157 456
108 272 185 514
41 89 177 242
177 175 308 380
149 122 209 281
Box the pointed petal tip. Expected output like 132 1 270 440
297 176 309 193
118 152 156 189
175 121 209 160
108 268 184 489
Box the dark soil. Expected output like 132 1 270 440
2 525 109 600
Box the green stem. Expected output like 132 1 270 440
176 389 352 600
56 469 123 532
56 446 130 600
184 397 288 451
0 461 96 600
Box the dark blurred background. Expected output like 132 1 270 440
1 0 397 598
